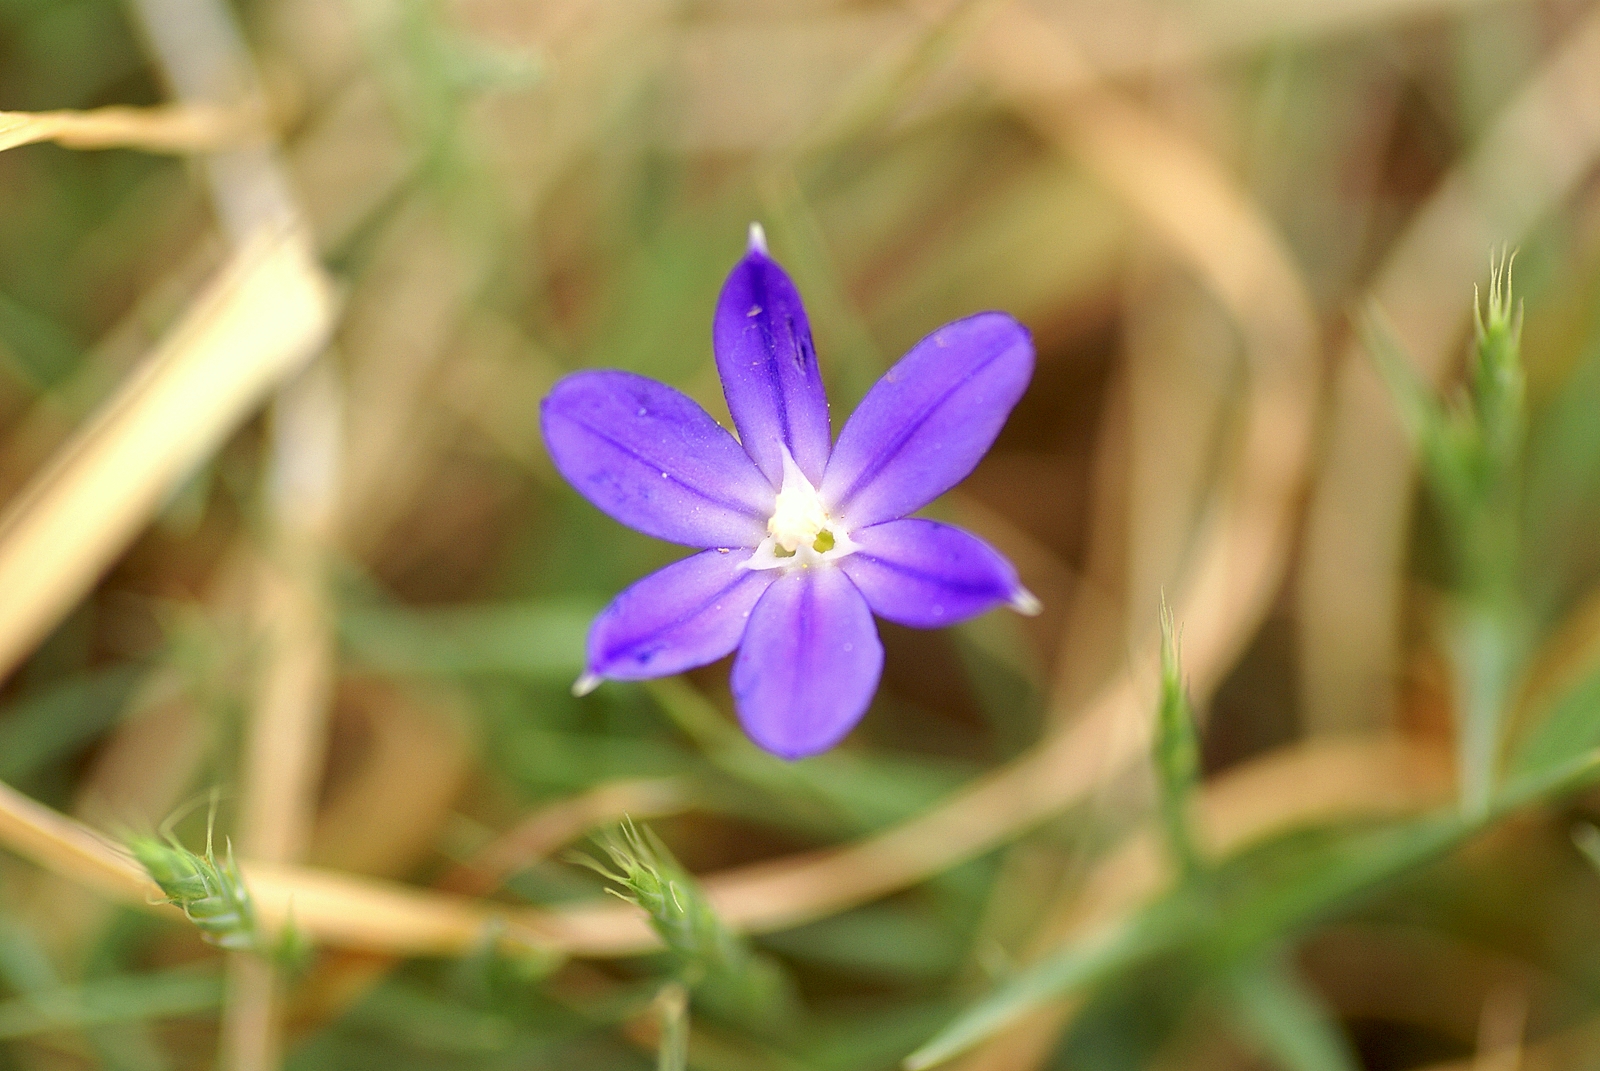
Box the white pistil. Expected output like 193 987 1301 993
744 445 857 571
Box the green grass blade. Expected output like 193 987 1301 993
1227 955 1358 1071
0 665 144 781
340 600 597 679
0 967 222 1039
904 901 1196 1070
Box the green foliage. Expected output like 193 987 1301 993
909 719 1600 1068
0 664 143 784
575 819 799 1033
0 966 222 1040
340 598 596 681
1365 251 1531 817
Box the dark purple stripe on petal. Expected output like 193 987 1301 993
713 244 832 488
821 313 1033 529
542 370 774 548
587 550 773 681
731 566 882 760
840 519 1024 628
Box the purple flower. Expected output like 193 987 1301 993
540 225 1038 759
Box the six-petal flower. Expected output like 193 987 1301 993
540 225 1038 759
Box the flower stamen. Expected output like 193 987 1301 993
744 445 857 571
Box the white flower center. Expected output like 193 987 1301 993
768 477 830 553
744 446 858 571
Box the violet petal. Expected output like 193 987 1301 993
542 370 774 548
731 566 882 759
586 549 774 681
839 519 1028 627
821 312 1032 529
713 241 832 488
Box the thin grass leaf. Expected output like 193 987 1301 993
1227 954 1359 1071
0 665 144 781
0 966 222 1039
1359 300 1474 515
904 902 1196 1070
340 600 596 679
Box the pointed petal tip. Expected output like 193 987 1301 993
572 673 602 697
1010 587 1042 617
715 224 832 487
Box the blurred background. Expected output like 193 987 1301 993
3 0 1600 1068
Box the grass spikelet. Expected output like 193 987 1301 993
573 818 738 974
574 818 798 1031
128 800 308 968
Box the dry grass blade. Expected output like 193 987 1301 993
0 734 1448 963
0 780 164 906
0 226 335 683
229 359 342 1071
199 736 1452 961
241 357 342 866
0 104 255 154
123 0 335 1059
0 226 335 1071
237 863 556 954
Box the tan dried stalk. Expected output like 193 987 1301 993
0 228 334 681
228 358 342 1071
0 104 255 155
